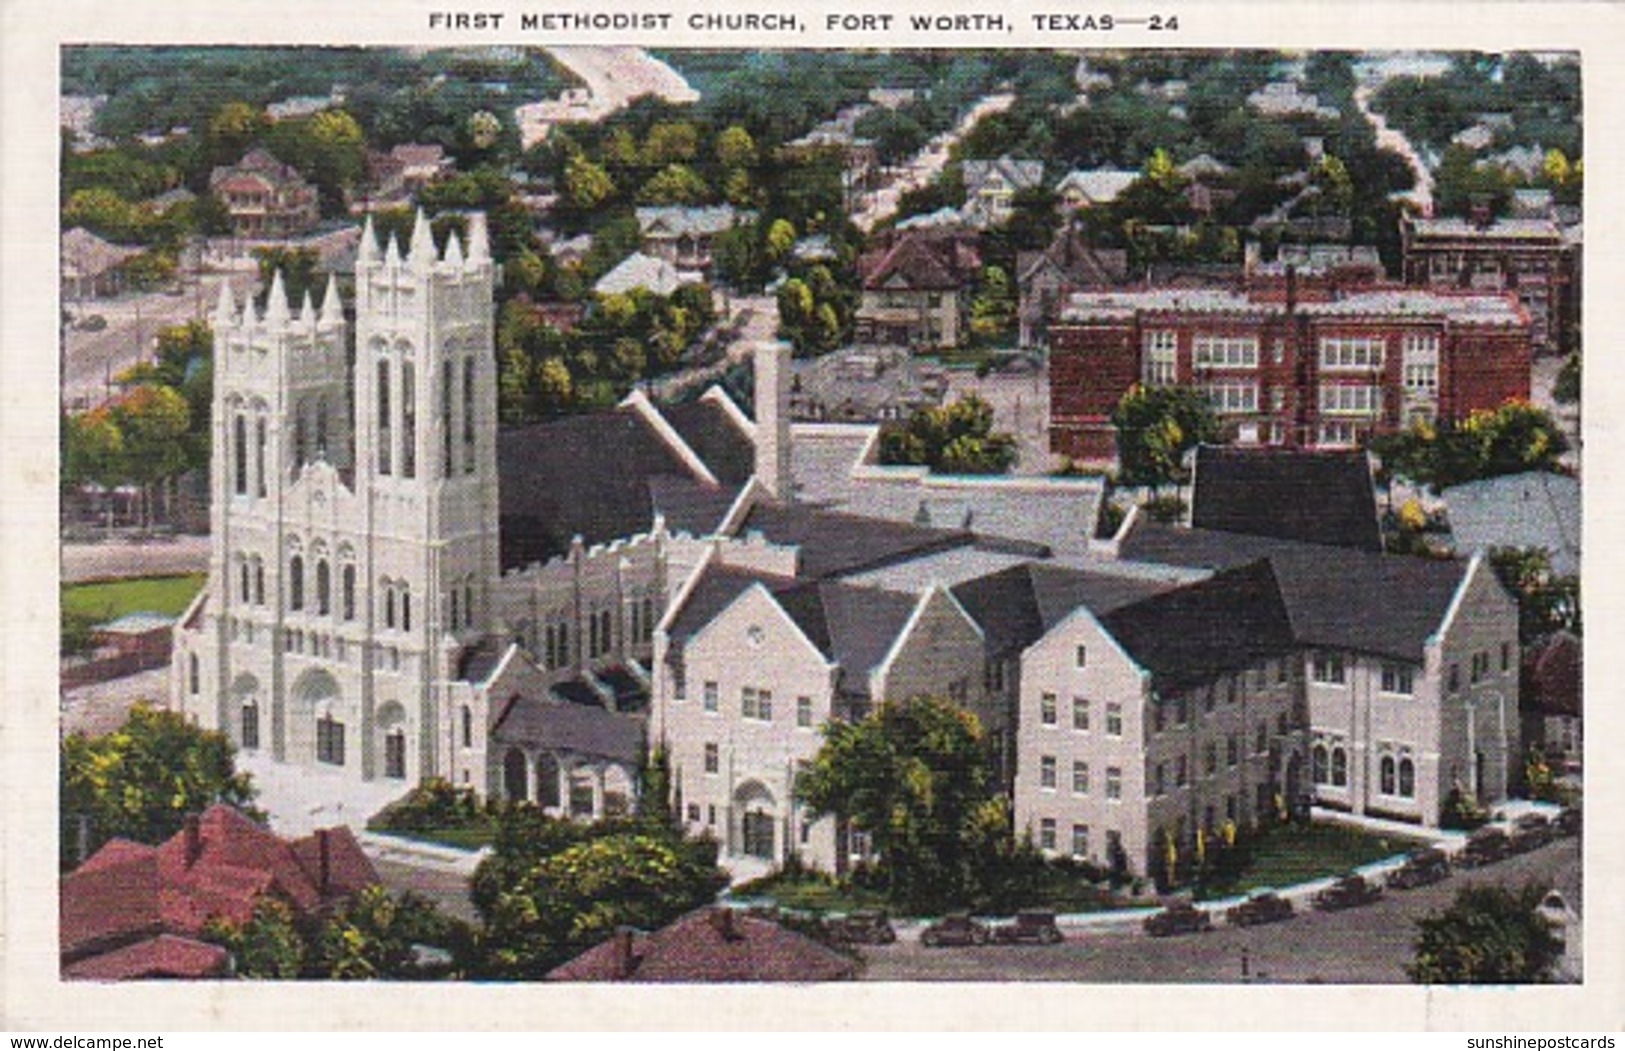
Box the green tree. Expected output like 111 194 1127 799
63 407 126 494
1408 884 1564 984
798 694 1007 913
714 125 757 169
1111 385 1221 490
968 265 1016 345
202 897 306 979
110 384 191 527
1553 353 1579 405
1488 546 1581 643
637 163 710 206
563 154 615 213
642 121 700 165
253 245 323 309
879 394 1017 475
310 886 463 980
764 217 798 263
60 702 260 869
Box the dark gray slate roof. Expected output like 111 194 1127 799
498 403 755 567
664 399 756 486
739 503 975 580
951 563 1174 660
1119 519 1472 663
664 564 919 698
455 638 510 684
1100 560 1297 691
1191 445 1381 552
492 694 644 764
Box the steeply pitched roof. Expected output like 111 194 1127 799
1055 169 1140 205
635 205 745 238
491 694 644 764
663 564 921 698
858 231 979 291
1191 446 1381 552
663 399 755 486
951 562 1175 659
1118 520 1473 663
61 934 230 981
1100 561 1297 691
548 907 857 982
593 252 696 296
498 408 711 566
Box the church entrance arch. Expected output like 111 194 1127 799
733 780 777 861
288 668 341 766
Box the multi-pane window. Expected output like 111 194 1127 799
1075 645 1088 668
1039 818 1057 851
1072 696 1090 731
316 715 345 766
233 415 248 495
1318 421 1359 447
1040 693 1058 726
1381 755 1397 795
1142 331 1177 385
1153 762 1166 796
741 687 773 721
703 681 718 712
1205 382 1259 415
1105 702 1123 737
704 742 719 774
1399 757 1416 798
1071 824 1090 859
1331 747 1348 787
377 359 392 475
1319 384 1380 415
241 702 260 750
1193 334 1259 369
289 555 305 612
1402 334 1439 395
796 696 813 728
1105 767 1122 801
1072 760 1090 795
1471 652 1490 683
1318 335 1385 370
1311 652 1347 685
384 731 407 779
1381 663 1415 695
1040 755 1057 790
1501 641 1512 672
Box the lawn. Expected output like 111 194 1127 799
729 871 891 914
371 825 496 851
62 573 206 621
1194 821 1423 901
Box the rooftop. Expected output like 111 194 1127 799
548 907 856 982
1191 446 1382 553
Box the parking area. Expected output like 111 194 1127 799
856 836 1580 983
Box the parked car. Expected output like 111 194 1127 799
1387 847 1451 890
1459 826 1514 867
920 911 990 947
1535 890 1572 940
1142 901 1213 937
1510 814 1554 852
828 908 897 945
991 910 1063 945
1227 889 1294 928
76 314 107 332
1556 806 1582 837
1313 872 1383 912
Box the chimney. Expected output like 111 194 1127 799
753 341 792 500
611 926 636 979
183 813 202 868
709 906 741 941
316 827 331 896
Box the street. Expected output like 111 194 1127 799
62 278 222 410
857 836 1580 982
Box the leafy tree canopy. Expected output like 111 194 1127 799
1111 385 1221 489
1408 883 1565 984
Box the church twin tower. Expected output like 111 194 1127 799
175 211 500 787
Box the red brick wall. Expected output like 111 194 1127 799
1443 328 1532 417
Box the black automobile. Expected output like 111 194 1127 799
1556 806 1582 837
828 908 897 945
920 911 991 947
1459 826 1514 867
1387 847 1451 889
991 910 1064 945
1142 901 1214 937
1226 890 1294 928
1312 872 1383 911
1510 814 1554 852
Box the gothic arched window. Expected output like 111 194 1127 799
289 554 305 611
315 559 331 616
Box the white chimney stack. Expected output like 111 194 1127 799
753 341 792 500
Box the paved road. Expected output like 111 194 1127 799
1354 84 1434 215
61 535 211 583
851 93 1016 233
62 280 221 410
517 47 699 149
857 836 1580 983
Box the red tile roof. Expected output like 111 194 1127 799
62 935 230 981
62 804 380 979
547 907 857 983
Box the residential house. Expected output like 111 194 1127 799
855 229 981 348
593 251 700 297
61 227 141 301
961 157 1045 229
1054 169 1140 212
782 127 880 199
1015 223 1129 348
635 205 750 279
1519 632 1580 776
548 906 856 981
1247 81 1341 120
1048 280 1532 461
61 804 377 980
208 149 321 239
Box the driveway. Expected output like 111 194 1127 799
857 836 1580 982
